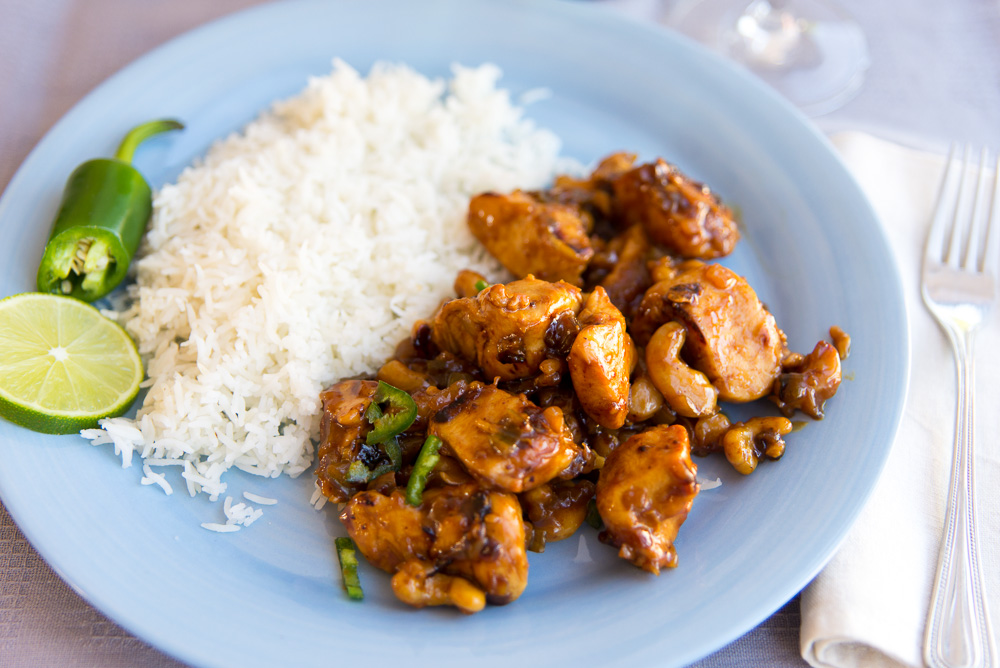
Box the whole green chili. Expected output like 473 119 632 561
36 119 184 302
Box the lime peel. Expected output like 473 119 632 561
0 293 143 435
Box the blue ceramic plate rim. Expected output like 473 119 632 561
0 1 909 667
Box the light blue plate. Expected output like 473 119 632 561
0 1 908 666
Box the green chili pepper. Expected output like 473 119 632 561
364 381 417 445
334 537 364 601
405 434 442 507
36 119 184 302
346 437 403 483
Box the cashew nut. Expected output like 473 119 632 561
627 373 665 423
391 560 486 614
722 416 793 475
692 412 731 455
645 321 718 418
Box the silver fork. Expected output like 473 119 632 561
923 144 999 668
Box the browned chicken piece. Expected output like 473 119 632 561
468 191 594 286
430 276 583 382
341 482 529 612
591 224 654 320
408 380 471 434
590 152 640 182
633 263 785 403
771 340 842 419
596 424 699 574
316 379 380 503
542 152 639 229
428 382 588 493
340 485 431 572
436 487 529 605
568 287 632 430
612 158 739 259
520 479 596 552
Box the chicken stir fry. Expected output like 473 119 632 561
597 425 698 574
342 482 528 613
316 153 850 613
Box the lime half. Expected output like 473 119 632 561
0 293 143 434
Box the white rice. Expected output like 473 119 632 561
243 491 277 506
201 495 266 533
82 60 565 499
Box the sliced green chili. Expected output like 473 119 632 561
405 434 442 506
334 537 364 601
36 119 184 302
364 381 417 445
346 437 403 483
346 460 374 484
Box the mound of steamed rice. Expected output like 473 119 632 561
82 60 566 500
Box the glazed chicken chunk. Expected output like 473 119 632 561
612 158 739 259
341 482 529 613
428 382 588 493
468 191 594 285
315 379 380 503
596 424 699 574
430 276 583 382
634 263 785 403
592 223 654 320
567 287 633 430
539 152 639 229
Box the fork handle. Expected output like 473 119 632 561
925 328 997 668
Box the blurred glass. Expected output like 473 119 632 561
665 0 869 116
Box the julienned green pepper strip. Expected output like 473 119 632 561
36 119 184 302
334 537 364 601
405 435 442 507
364 381 417 445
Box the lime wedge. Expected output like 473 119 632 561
0 293 143 434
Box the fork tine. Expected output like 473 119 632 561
962 147 990 271
983 152 1000 276
945 144 974 267
927 144 962 266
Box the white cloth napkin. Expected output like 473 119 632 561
800 132 1000 667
